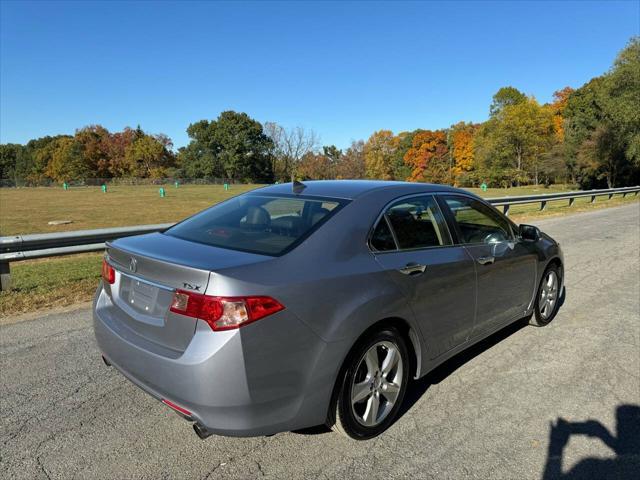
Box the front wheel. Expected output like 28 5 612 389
329 327 409 439
530 264 562 326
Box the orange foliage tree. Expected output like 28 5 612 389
549 87 574 142
403 130 449 183
450 123 478 183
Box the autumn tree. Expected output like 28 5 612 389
548 87 574 143
108 127 141 177
404 130 449 183
335 140 365 179
45 137 88 181
450 122 478 185
124 134 175 178
74 125 113 177
297 152 334 180
364 130 397 180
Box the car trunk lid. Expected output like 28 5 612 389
102 232 272 352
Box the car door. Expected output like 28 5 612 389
370 194 477 359
437 194 537 338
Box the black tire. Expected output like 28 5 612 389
530 263 562 327
328 327 410 440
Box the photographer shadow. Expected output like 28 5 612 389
542 404 640 480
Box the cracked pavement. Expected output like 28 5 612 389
1 203 639 479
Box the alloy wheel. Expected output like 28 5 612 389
350 341 403 427
539 270 558 320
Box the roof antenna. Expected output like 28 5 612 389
292 180 307 194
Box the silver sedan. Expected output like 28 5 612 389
93 180 564 440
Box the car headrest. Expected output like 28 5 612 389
245 206 270 226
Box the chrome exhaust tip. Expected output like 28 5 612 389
193 422 212 440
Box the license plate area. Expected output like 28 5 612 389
128 279 159 313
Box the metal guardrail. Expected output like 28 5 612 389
0 186 638 291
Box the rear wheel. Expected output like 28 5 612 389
530 264 561 326
329 327 409 439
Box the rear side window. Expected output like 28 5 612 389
166 194 345 256
370 219 396 251
371 195 450 251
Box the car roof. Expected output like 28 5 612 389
253 180 473 200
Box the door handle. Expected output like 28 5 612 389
399 263 427 276
477 256 495 265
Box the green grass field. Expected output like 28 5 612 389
0 183 263 235
1 183 638 319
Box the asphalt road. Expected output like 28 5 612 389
1 204 639 480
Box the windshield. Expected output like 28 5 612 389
165 194 347 256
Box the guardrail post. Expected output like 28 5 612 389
502 205 510 216
540 201 547 211
623 192 627 198
608 193 614 200
569 198 575 207
0 262 10 292
591 195 596 203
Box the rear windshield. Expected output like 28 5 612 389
165 194 347 256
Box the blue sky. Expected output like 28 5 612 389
1 1 638 150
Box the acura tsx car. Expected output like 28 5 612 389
93 180 564 440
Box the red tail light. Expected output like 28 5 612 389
101 259 115 284
169 290 284 331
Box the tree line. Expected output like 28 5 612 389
1 38 638 189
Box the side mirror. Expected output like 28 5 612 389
519 224 540 242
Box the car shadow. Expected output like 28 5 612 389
541 404 640 479
294 315 532 437
398 316 529 419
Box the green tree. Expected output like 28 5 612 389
564 37 640 187
390 131 415 180
603 37 640 170
322 145 342 163
0 144 22 182
476 97 555 186
489 86 527 117
182 112 274 182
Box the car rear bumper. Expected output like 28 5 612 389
93 286 341 437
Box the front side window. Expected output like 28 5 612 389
381 195 450 250
442 195 513 244
166 194 345 256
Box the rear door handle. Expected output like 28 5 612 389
477 256 495 265
399 263 427 276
